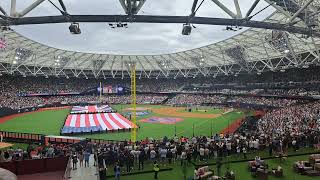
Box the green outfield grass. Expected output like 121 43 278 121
0 105 246 141
0 109 70 135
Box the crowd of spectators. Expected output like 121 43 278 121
0 95 169 110
167 94 302 107
167 94 226 105
182 88 320 97
257 101 320 137
0 143 70 162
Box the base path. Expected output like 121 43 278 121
0 142 13 149
220 118 244 134
153 107 221 118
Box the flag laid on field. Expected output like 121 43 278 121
71 105 113 114
61 113 136 134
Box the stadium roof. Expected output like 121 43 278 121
0 0 320 79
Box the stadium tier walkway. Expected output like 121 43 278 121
70 154 98 180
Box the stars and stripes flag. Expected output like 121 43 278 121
71 105 113 114
63 113 136 130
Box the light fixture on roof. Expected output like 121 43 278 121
284 49 290 54
109 22 128 29
182 23 192 35
69 22 81 34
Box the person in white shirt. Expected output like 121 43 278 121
171 146 177 163
160 148 167 163
194 167 200 180
199 147 205 161
150 149 156 161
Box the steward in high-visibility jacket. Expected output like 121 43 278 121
153 161 160 179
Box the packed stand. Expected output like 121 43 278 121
257 101 320 137
0 143 70 162
167 94 303 107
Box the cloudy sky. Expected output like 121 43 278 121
2 0 274 55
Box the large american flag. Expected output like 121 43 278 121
71 105 113 114
63 113 136 130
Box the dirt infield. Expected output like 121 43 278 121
0 142 13 149
153 107 221 118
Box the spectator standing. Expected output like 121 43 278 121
84 150 90 167
72 152 78 170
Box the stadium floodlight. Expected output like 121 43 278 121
182 24 192 35
69 22 81 34
54 56 69 68
13 48 32 65
225 45 249 70
265 30 292 54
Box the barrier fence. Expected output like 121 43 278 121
0 156 68 175
62 156 72 180
0 130 125 145
0 131 43 143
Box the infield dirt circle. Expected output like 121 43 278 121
153 107 221 118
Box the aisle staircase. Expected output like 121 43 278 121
70 154 97 180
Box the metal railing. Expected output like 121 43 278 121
62 156 72 180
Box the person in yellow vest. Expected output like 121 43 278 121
153 161 160 179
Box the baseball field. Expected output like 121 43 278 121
0 105 247 141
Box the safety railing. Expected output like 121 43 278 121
62 155 72 180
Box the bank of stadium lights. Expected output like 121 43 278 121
13 48 32 65
225 45 249 70
265 30 291 54
54 56 69 67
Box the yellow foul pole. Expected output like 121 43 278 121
99 82 102 104
130 64 137 142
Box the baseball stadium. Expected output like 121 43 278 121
0 0 320 180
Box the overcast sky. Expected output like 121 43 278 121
2 0 274 55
